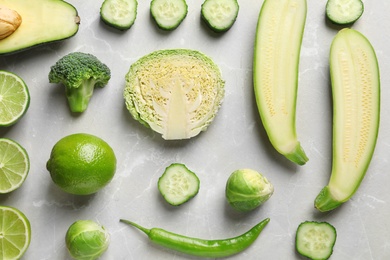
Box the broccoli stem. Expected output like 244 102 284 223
65 79 97 113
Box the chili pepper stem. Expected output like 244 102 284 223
120 219 151 235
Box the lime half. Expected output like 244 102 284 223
0 70 30 126
0 138 30 194
0 206 31 260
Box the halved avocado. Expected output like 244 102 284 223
0 0 80 55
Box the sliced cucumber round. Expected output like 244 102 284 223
296 221 337 260
100 0 138 30
326 0 364 25
158 163 200 206
201 0 239 32
150 0 188 30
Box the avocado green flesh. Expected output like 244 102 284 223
315 29 380 212
0 0 79 55
253 0 308 165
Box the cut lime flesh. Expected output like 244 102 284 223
0 138 30 194
0 206 31 260
0 70 30 126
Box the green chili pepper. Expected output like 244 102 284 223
120 217 270 258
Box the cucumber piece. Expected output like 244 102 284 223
100 0 138 30
201 0 239 32
315 29 380 212
253 0 308 165
296 221 337 260
326 0 364 25
158 163 200 206
150 0 188 30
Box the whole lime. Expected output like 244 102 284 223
46 133 116 195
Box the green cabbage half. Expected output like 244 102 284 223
124 49 225 140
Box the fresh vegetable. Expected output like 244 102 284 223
0 206 31 260
158 163 200 206
120 218 270 258
0 0 80 55
0 138 29 193
46 133 117 195
100 0 138 30
326 0 364 25
201 0 239 32
0 5 22 40
296 221 337 260
225 169 273 212
48 52 111 113
66 220 110 260
150 0 188 30
0 70 30 126
315 28 380 212
124 49 225 140
253 0 308 165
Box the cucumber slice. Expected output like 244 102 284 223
326 0 364 25
315 29 380 212
201 0 239 32
150 0 188 30
296 221 337 260
253 0 308 165
158 163 200 206
100 0 138 30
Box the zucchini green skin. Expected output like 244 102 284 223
315 29 380 212
253 0 308 165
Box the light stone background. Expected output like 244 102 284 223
0 1 389 259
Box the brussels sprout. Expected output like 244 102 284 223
65 220 110 260
225 169 274 212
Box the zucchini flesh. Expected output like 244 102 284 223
253 0 308 165
296 221 337 260
315 28 380 212
326 0 364 25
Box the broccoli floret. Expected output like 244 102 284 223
49 52 111 113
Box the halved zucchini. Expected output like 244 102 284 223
315 28 380 212
0 0 80 55
253 0 308 165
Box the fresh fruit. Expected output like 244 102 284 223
0 0 80 55
0 206 31 260
0 138 29 193
314 29 380 212
158 163 200 206
0 5 22 40
253 0 308 165
0 70 30 126
46 133 117 195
